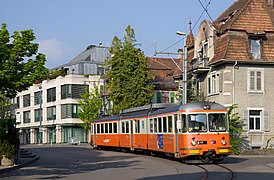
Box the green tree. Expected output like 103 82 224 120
105 25 154 114
0 23 48 98
0 94 11 120
0 95 18 159
227 104 244 154
78 83 102 130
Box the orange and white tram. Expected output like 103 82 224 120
90 101 230 163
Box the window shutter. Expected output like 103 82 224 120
61 85 66 99
261 70 264 93
219 72 223 92
47 107 51 120
156 91 162 103
242 110 249 131
247 70 250 92
170 92 175 103
262 110 269 132
208 76 211 94
61 105 66 119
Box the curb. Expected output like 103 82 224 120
0 155 40 174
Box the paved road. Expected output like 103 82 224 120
1 144 274 180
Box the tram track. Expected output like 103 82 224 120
196 163 235 180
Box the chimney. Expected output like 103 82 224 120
177 49 184 60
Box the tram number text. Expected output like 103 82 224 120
197 141 207 145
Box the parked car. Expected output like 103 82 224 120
68 137 79 145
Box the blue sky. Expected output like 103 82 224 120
0 0 235 68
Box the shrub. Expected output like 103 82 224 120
0 140 18 159
227 104 244 154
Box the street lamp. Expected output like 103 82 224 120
39 86 42 144
98 65 106 116
176 31 187 104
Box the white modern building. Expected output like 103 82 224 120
15 45 109 144
16 75 103 144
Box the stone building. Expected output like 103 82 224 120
188 0 274 148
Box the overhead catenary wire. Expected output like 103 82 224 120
193 0 212 30
197 0 218 29
158 38 184 54
157 0 212 54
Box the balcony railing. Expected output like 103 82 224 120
190 58 209 73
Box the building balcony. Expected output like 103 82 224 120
189 57 210 74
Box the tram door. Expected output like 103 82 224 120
130 120 134 150
174 114 179 157
93 124 97 147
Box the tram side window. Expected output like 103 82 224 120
97 124 100 134
149 119 153 133
91 124 93 134
158 117 162 133
174 114 178 132
182 114 187 132
105 123 109 133
122 122 125 133
109 123 113 133
188 114 207 132
163 117 167 133
168 116 173 133
126 121 129 133
154 118 157 133
135 120 140 133
113 122 117 133
101 124 104 133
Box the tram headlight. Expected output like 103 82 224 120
191 137 196 146
221 137 227 145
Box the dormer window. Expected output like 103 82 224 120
250 38 261 60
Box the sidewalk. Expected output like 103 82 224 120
0 148 39 174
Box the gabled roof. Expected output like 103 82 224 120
147 57 180 71
147 57 180 90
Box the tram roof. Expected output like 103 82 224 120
149 105 180 116
92 102 226 123
92 115 119 123
120 103 177 114
179 101 227 111
120 111 149 120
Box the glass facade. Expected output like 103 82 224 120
62 126 88 143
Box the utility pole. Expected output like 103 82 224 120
176 31 187 104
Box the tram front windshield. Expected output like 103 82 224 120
208 113 226 132
188 114 207 132
188 113 227 133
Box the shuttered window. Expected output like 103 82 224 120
61 104 79 119
47 106 56 120
34 108 43 122
34 91 42 105
61 84 87 99
23 94 31 107
247 68 264 93
244 109 269 132
47 87 56 102
23 111 31 123
208 71 221 95
156 91 162 103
